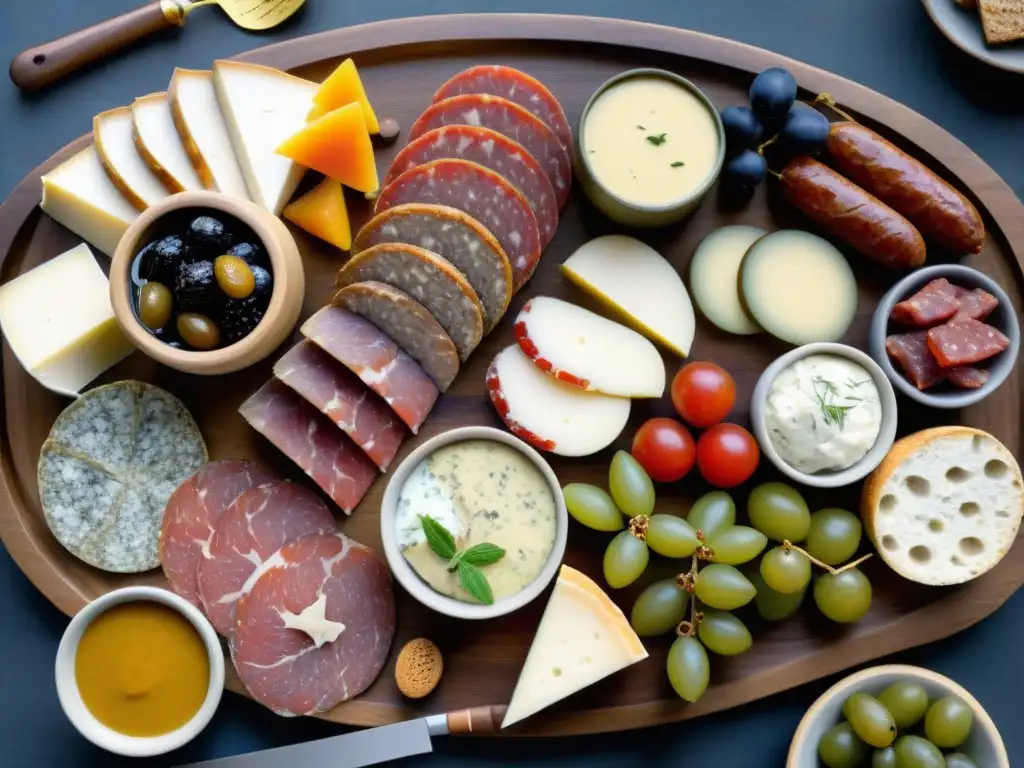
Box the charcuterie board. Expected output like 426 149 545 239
2 14 1023 737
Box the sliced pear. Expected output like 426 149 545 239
131 92 203 193
93 107 171 211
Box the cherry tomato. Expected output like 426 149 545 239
671 362 736 428
696 423 759 488
631 418 696 483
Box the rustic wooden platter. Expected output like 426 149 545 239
1 14 1022 737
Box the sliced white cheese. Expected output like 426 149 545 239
502 565 647 729
131 92 203 193
561 235 696 357
213 60 317 213
40 145 139 257
93 107 171 211
689 225 764 336
0 244 134 397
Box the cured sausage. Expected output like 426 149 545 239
336 243 484 361
779 157 927 270
827 122 985 254
376 159 541 292
232 531 395 717
301 306 438 434
333 281 461 392
948 366 989 389
927 319 1010 367
197 481 335 637
353 204 513 333
384 126 559 246
273 341 407 472
886 331 947 390
890 278 961 326
952 288 998 322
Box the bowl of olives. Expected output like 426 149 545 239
787 665 1008 768
110 191 304 375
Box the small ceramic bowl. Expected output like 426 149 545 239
576 68 726 227
868 264 1020 409
110 191 305 375
787 664 1009 767
750 342 898 489
55 586 224 757
380 426 568 620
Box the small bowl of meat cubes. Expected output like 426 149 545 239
869 264 1019 409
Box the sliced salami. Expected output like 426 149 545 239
384 126 559 246
891 279 961 326
948 366 990 389
160 459 275 608
239 381 378 514
232 530 395 717
353 204 513 333
336 243 484 360
197 481 335 637
375 159 541 293
885 331 946 390
274 341 406 472
952 288 999 322
927 319 1010 367
301 306 438 434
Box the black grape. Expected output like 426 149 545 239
720 106 763 153
722 149 767 190
749 67 797 122
778 104 831 155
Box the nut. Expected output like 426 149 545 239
395 638 443 699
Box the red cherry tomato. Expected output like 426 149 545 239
631 418 696 483
696 423 759 488
671 362 736 428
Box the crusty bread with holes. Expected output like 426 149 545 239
861 427 1023 586
979 0 1024 45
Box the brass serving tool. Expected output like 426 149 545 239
10 0 306 91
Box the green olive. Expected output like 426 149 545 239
214 254 256 299
138 282 173 330
177 313 221 350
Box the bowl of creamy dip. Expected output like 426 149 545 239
577 68 726 227
380 426 568 620
750 343 898 489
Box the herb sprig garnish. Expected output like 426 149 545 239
812 376 856 431
646 133 668 146
419 515 506 605
671 161 685 168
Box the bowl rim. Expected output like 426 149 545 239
750 342 898 488
379 426 568 620
54 585 224 757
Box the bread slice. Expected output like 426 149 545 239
979 0 1024 45
861 427 1022 586
132 93 203 193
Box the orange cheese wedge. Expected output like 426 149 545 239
307 58 379 133
282 179 352 250
277 103 379 193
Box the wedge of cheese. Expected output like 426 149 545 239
41 145 139 257
502 566 647 729
282 178 352 250
94 107 171 211
307 57 380 131
0 244 134 397
168 68 250 199
131 92 203 193
213 60 317 213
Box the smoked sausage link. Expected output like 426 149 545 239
780 157 927 270
827 122 985 254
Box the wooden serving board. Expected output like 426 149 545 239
1 14 1023 737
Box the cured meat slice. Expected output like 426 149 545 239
336 243 484 361
433 65 574 160
384 126 559 246
885 331 947 390
353 204 513 333
928 319 1010 367
161 459 275 608
891 278 961 326
332 281 460 392
301 306 438 434
376 159 541 293
948 366 990 389
239 380 378 514
952 287 999 322
274 341 406 472
232 530 395 717
198 481 335 637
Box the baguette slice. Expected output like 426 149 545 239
861 426 1023 586
979 0 1024 44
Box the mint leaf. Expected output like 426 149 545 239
419 515 457 560
457 560 494 605
460 542 506 567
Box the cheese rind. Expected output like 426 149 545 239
94 106 171 211
132 92 204 193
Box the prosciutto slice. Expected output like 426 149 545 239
197 481 335 637
232 531 395 717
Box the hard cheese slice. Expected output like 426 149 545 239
94 106 171 211
282 178 352 250
307 57 380 132
502 565 647 729
277 102 378 193
132 92 203 193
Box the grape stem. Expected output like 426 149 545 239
674 554 702 637
781 540 873 575
755 135 784 180
628 515 650 541
811 92 856 123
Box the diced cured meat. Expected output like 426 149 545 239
409 94 572 210
239 381 378 514
952 288 999 322
198 481 335 637
948 366 990 389
301 306 438 434
890 278 961 326
433 65 574 158
232 531 395 717
927 319 1010 367
160 459 275 608
274 341 406 472
352 204 513 333
384 126 559 246
336 243 484 361
375 159 541 293
885 331 947 390
332 281 460 392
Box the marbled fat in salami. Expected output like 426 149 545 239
886 331 947 390
927 319 1010 367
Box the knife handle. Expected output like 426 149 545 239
445 705 505 735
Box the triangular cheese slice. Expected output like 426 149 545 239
307 58 380 132
213 60 317 214
501 566 648 729
282 179 352 250
132 92 204 193
277 102 378 193
93 107 171 211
